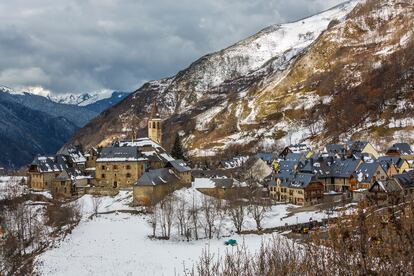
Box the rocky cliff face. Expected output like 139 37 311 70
69 0 414 155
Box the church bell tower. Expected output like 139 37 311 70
148 101 162 145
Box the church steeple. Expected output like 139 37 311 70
148 101 162 145
150 101 160 119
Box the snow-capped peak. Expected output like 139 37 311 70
48 90 118 106
0 85 24 95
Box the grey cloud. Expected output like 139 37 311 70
0 0 346 94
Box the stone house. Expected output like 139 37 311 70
318 158 362 192
85 147 98 169
346 141 379 159
95 146 147 189
133 168 182 205
165 159 192 185
28 155 72 190
193 177 248 199
353 162 388 190
378 156 410 174
51 171 75 198
270 172 324 206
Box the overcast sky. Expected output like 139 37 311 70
0 0 345 95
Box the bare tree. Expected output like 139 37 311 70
190 193 200 240
159 195 175 239
201 196 217 239
148 204 158 238
92 196 103 217
228 203 245 234
176 198 187 236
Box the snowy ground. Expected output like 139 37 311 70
34 188 349 276
35 213 278 276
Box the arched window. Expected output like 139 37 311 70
153 122 156 128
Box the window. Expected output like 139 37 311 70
113 181 118 188
126 165 131 170
157 122 160 129
102 165 106 170
113 165 118 170
101 174 106 179
61 181 65 186
153 122 156 128
126 173 131 178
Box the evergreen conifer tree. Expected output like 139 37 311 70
171 133 185 160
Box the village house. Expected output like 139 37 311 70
193 177 248 199
165 159 192 185
386 143 414 157
132 168 182 205
353 162 388 190
378 156 410 174
51 170 75 198
85 147 98 169
58 145 87 170
317 158 362 192
367 173 414 205
28 155 73 190
270 172 323 206
95 146 147 189
346 141 380 159
278 143 312 159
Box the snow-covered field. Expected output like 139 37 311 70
35 213 277 276
34 188 347 275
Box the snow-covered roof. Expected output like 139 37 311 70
97 147 147 162
134 168 180 186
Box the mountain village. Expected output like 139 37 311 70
26 103 414 208
2 0 414 274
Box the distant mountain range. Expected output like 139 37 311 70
0 86 129 168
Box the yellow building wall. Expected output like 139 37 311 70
29 172 58 190
95 161 145 188
133 185 173 205
362 144 379 159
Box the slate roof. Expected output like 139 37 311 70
275 172 318 189
391 143 414 155
166 159 191 173
393 173 414 189
370 180 402 193
378 156 406 169
58 145 86 163
278 160 299 172
329 159 361 178
256 152 274 163
97 147 146 162
325 144 346 155
134 168 180 186
30 155 72 173
354 162 381 183
285 152 303 162
347 141 369 152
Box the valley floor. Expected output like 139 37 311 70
34 189 349 276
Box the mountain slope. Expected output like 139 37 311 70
69 1 359 149
0 87 129 168
0 93 78 168
70 0 414 155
